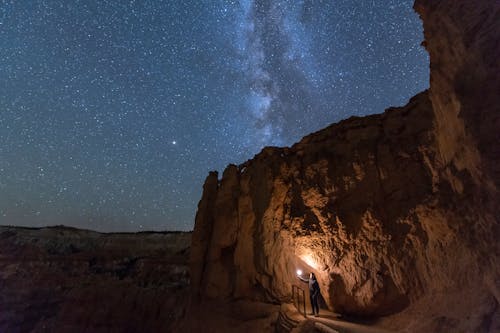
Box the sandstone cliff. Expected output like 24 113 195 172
190 1 500 332
0 226 191 333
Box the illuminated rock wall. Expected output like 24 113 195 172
192 92 438 316
191 0 499 331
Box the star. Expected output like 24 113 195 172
0 0 428 232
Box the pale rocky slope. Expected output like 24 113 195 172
189 0 500 332
0 226 191 333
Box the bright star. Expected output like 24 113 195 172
172 141 177 145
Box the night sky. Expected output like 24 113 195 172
0 1 428 232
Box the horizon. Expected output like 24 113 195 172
0 0 429 232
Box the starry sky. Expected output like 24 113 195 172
0 0 429 232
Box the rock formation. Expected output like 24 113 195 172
0 226 191 333
190 0 500 331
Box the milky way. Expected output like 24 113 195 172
0 1 428 231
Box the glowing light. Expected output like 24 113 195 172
297 248 319 270
302 254 317 269
296 269 302 276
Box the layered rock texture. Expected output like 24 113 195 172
0 226 191 333
190 0 500 331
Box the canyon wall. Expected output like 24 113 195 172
0 226 191 333
415 0 500 187
190 0 499 331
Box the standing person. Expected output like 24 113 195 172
298 272 321 316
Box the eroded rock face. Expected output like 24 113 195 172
192 93 440 315
415 0 500 188
191 1 499 331
0 226 191 333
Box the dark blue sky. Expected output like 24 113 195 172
0 0 428 232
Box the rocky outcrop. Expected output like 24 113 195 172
190 1 500 332
415 0 500 188
0 226 191 333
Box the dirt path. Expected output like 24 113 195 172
311 311 394 333
281 304 395 333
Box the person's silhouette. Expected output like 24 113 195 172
298 272 321 316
